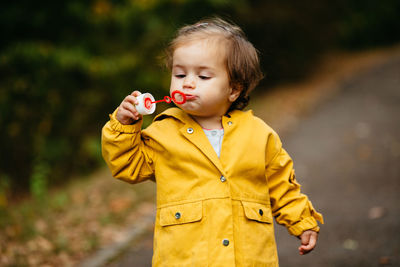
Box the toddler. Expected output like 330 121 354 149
102 17 323 266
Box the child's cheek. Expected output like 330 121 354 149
170 78 180 90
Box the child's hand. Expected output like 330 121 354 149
116 91 142 125
298 230 318 255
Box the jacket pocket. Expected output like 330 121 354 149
155 201 207 265
160 201 203 226
241 200 273 223
239 201 278 265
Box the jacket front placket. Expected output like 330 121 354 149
179 118 237 266
179 122 227 177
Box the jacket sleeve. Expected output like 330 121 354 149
265 132 323 236
101 109 155 184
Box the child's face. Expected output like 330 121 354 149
170 38 240 123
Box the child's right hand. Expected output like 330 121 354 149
116 91 142 125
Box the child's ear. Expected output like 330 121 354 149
229 84 242 102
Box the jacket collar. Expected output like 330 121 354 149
154 108 253 176
154 107 252 124
154 107 192 124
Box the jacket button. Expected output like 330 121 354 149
187 128 194 134
222 239 230 246
220 176 226 182
175 212 181 219
259 209 263 216
227 121 233 126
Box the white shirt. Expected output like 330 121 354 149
203 128 224 157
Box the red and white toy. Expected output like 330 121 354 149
135 90 186 115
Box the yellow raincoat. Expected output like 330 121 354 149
102 107 323 267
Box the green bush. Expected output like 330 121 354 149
0 0 399 199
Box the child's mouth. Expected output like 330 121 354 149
185 94 197 100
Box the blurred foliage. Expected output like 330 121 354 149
0 171 156 264
0 0 399 199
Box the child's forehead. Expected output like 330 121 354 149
173 36 227 58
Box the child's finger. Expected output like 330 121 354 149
298 232 317 255
299 239 314 252
116 91 143 124
121 101 140 120
131 90 142 97
129 90 142 104
124 95 140 106
121 100 139 115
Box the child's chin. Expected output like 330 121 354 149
181 108 202 116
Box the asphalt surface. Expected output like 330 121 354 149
106 54 400 267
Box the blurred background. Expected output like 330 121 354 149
1 0 399 265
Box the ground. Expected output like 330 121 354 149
273 50 400 267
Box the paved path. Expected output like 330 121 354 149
274 54 400 267
107 54 400 267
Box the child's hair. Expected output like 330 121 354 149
165 17 263 111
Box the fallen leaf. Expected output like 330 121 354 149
343 239 359 250
379 256 390 265
368 206 385 219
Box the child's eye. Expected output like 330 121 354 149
199 75 210 80
175 74 186 78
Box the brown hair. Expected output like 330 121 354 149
165 17 263 111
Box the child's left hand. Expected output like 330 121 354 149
298 230 318 255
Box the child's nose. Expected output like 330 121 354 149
183 75 196 89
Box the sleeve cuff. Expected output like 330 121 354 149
288 216 319 236
287 204 324 236
108 108 142 133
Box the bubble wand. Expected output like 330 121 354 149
135 90 186 115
